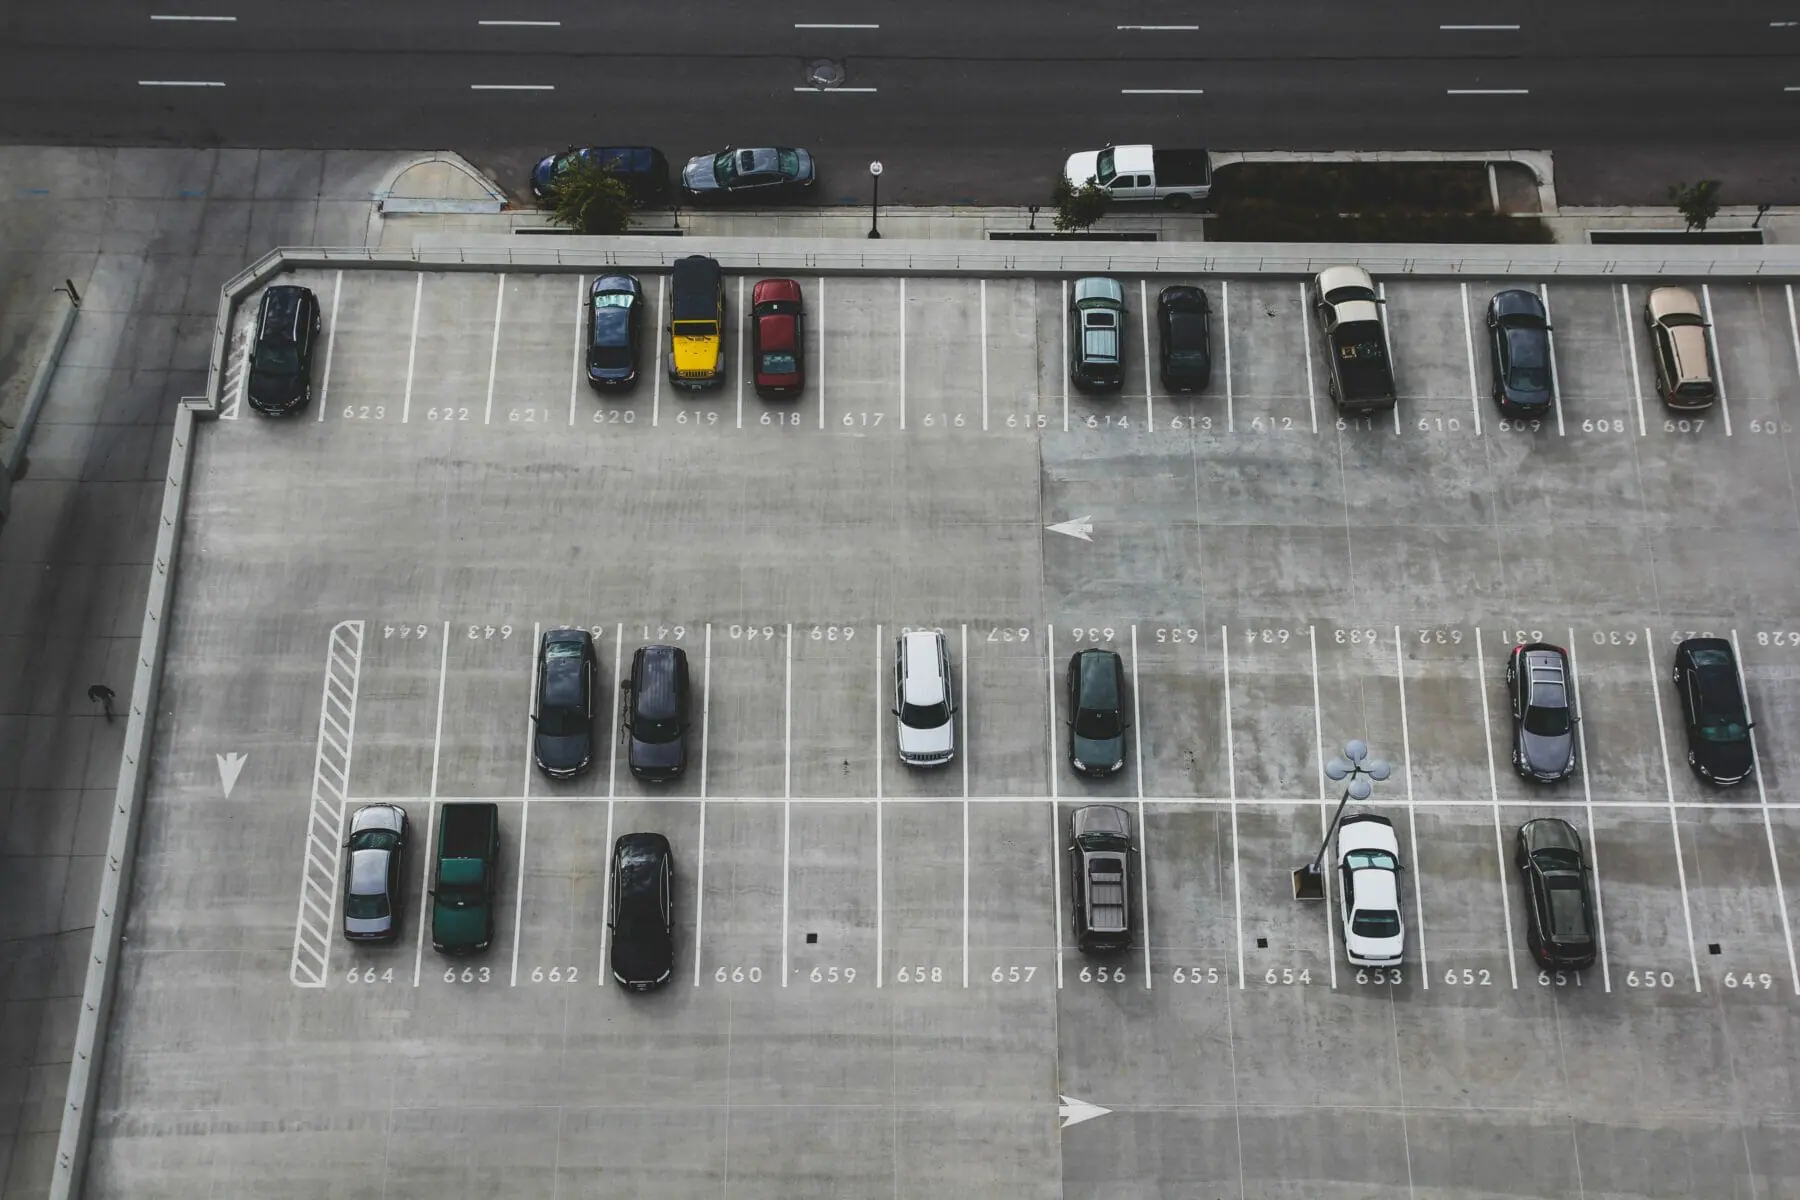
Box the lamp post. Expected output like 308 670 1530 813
867 160 883 239
1292 739 1391 900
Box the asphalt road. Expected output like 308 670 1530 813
3 1 1799 205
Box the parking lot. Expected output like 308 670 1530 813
89 265 1800 1198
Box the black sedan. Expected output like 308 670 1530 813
1156 285 1212 392
1672 637 1755 784
1506 642 1577 782
1486 289 1554 415
1067 649 1128 778
587 274 644 391
1515 818 1597 969
534 628 597 778
681 147 815 203
610 832 675 990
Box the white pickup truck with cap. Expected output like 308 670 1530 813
1062 144 1213 205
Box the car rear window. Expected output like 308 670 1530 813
345 892 389 919
760 352 797 375
1352 909 1400 937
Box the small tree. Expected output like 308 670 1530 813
1051 174 1112 232
1667 179 1723 233
547 155 637 235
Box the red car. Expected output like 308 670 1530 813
751 278 805 398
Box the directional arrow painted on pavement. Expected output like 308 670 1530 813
1046 516 1094 542
1058 1094 1111 1129
217 752 247 799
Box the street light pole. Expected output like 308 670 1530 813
1292 739 1391 900
867 161 883 239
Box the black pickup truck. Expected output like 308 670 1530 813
1313 265 1397 413
430 803 500 954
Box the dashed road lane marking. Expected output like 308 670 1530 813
290 620 363 987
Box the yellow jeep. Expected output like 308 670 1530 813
668 255 725 388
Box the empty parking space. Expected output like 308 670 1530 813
1134 622 1227 798
1225 277 1311 434
883 802 963 987
788 803 879 986
1385 279 1483 435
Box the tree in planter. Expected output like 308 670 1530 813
1667 179 1723 233
1051 173 1112 232
547 156 637 235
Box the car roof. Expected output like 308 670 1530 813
757 311 798 353
1354 869 1399 910
1075 649 1121 703
1330 300 1382 326
1317 265 1374 297
1490 289 1545 320
633 645 684 720
348 848 391 895
1648 286 1702 321
1073 276 1124 305
900 632 946 705
753 278 802 305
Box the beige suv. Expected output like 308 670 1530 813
1643 286 1716 409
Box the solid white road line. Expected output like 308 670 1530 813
1224 625 1243 988
1132 626 1151 989
795 22 879 28
1701 284 1732 435
150 13 237 19
898 279 907 429
1118 24 1199 29
1440 23 1520 29
1565 632 1611 991
596 796 615 986
1122 89 1204 94
695 624 711 986
1395 626 1428 988
511 623 540 987
138 80 225 86
1378 282 1400 435
963 624 971 988
1474 633 1519 987
1447 88 1529 95
1222 280 1234 433
980 280 990 431
1310 626 1337 987
607 623 622 798
401 273 422 422
1047 624 1064 987
1731 631 1800 994
1620 284 1647 436
1061 280 1070 432
1644 629 1703 991
1300 281 1318 434
471 84 555 90
480 19 562 25
431 622 450 798
736 276 745 430
876 626 884 987
316 271 341 422
1140 280 1154 432
782 623 793 985
1460 283 1482 436
653 274 666 427
793 86 877 92
484 276 505 425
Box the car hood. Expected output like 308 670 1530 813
630 734 685 773
613 928 673 985
682 155 721 191
535 732 590 772
897 720 954 757
1064 151 1101 189
1700 737 1754 780
531 153 558 190
248 366 302 404
1519 730 1573 777
1072 733 1124 771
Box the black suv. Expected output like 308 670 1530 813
1515 818 1597 969
247 284 321 415
610 832 675 990
1067 649 1128 778
1506 642 1576 782
534 629 597 778
1156 285 1212 392
1068 805 1134 953
1672 637 1755 784
622 645 691 782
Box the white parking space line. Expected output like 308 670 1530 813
595 796 615 987
566 275 584 426
1309 627 1337 987
607 623 622 798
1140 280 1154 431
410 623 449 988
1620 284 1648 437
401 273 422 422
1223 625 1244 988
1047 624 1064 987
962 623 971 987
1644 629 1703 991
875 624 884 988
483 277 504 425
1222 279 1234 433
816 276 826 430
1459 283 1483 437
316 270 341 422
511 621 541 986
1299 281 1318 435
782 622 793 986
651 274 665 428
1131 626 1151 988
1566 633 1611 991
1061 280 1070 433
1538 283 1567 436
898 279 907 430
1377 282 1400 435
1473 633 1518 987
736 276 747 430
1786 285 1800 384
1394 626 1428 988
1700 284 1732 435
430 621 449 796
980 282 990 432
1731 630 1800 993
694 623 711 986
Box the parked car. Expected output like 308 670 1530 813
669 254 726 388
1067 648 1128 777
1156 285 1212 392
431 802 500 954
1672 637 1754 784
1061 145 1213 206
587 274 644 391
681 147 815 202
610 832 675 990
1643 286 1716 409
751 278 806 398
1068 805 1134 952
1515 817 1598 970
534 628 598 779
1069 277 1126 391
894 630 955 766
343 803 407 942
531 146 670 205
247 284 321 416
1485 289 1554 415
622 644 691 782
1312 265 1395 413
1506 642 1577 782
1337 813 1404 968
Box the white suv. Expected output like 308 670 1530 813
1336 813 1405 968
894 631 955 766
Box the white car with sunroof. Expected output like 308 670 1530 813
1337 813 1404 968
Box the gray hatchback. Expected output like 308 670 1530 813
343 803 408 942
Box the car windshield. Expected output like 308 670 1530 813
1351 909 1400 937
1095 148 1116 185
1547 880 1590 940
761 351 798 374
1345 849 1397 871
778 149 800 177
1074 708 1121 740
1523 704 1570 737
634 717 681 745
901 700 950 729
713 152 736 184
257 343 299 375
344 892 388 919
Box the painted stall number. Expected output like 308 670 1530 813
443 966 492 983
345 967 394 983
509 408 550 423
1749 420 1793 434
1068 627 1116 643
1158 628 1202 644
1663 419 1706 434
1670 630 1717 645
840 412 883 427
1355 968 1402 985
1757 632 1800 647
1173 966 1223 984
1722 972 1776 989
675 411 719 426
1166 415 1212 430
641 625 687 641
1416 418 1464 433
1335 629 1380 645
1580 418 1626 433
989 965 1038 983
809 625 856 641
425 407 471 422
530 966 579 983
921 414 967 428
729 625 780 641
1625 969 1678 988
1417 629 1464 644
808 966 856 983
1538 970 1578 987
1498 630 1544 646
1080 965 1128 983
763 411 803 426
343 405 386 420
467 625 514 640
1263 968 1313 985
895 966 943 983
1591 630 1641 645
1443 968 1492 986
1249 416 1298 432
714 966 764 983
1006 414 1050 429
1497 417 1543 433
593 409 635 424
383 625 429 639
1245 629 1293 644
1083 414 1131 429
1335 416 1376 431
987 627 1031 643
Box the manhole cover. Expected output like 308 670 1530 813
806 59 846 89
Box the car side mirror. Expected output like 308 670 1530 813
890 707 901 717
